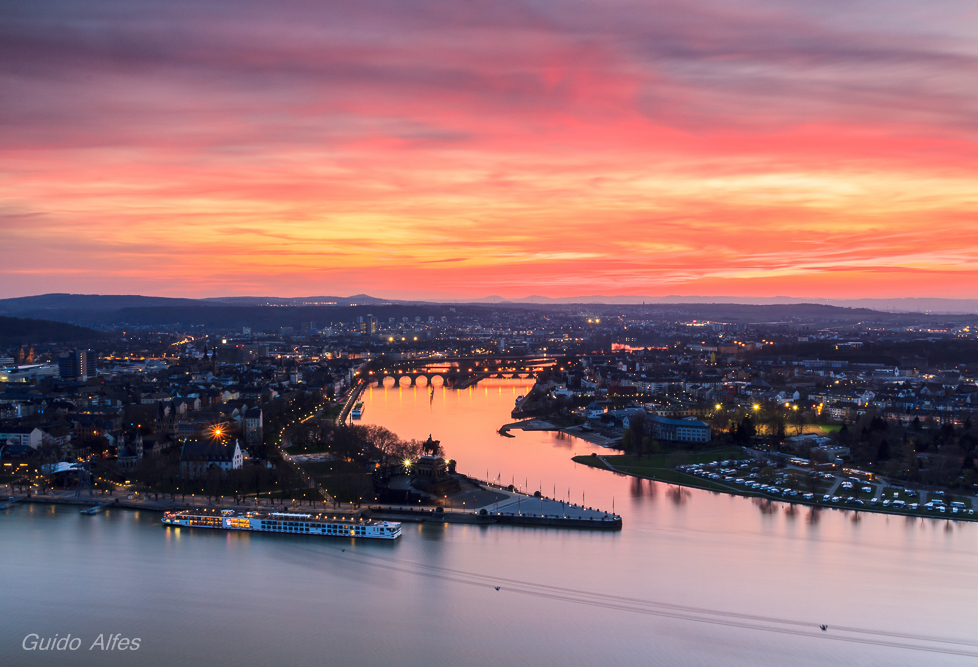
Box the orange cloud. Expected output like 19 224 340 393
2 1 977 299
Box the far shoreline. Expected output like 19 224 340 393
572 453 978 523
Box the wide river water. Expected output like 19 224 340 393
3 379 977 666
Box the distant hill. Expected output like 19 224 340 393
6 292 976 315
0 292 973 330
0 316 107 347
201 294 401 307
455 295 978 313
0 293 208 315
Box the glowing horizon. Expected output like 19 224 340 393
3 1 978 300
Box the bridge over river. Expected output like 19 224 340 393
360 354 563 388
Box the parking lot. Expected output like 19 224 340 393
676 458 977 519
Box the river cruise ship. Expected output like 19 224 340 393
351 401 365 419
162 508 401 540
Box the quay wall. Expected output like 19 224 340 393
367 506 622 531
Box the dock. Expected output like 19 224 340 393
0 496 26 510
80 503 111 515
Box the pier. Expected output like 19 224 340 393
369 482 621 530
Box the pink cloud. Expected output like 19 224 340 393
1 0 977 298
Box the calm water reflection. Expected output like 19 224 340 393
2 379 976 666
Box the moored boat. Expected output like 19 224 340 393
162 508 401 540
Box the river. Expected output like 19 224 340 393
2 378 977 666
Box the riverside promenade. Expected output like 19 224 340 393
1 487 341 514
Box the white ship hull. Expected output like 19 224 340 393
162 509 401 540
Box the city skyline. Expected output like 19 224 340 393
3 0 978 300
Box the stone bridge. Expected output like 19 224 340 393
362 354 561 389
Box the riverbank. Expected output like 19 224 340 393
7 479 623 531
573 451 978 523
335 380 367 425
4 492 350 515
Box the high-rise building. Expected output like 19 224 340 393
58 349 97 379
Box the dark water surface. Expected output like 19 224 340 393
3 379 977 666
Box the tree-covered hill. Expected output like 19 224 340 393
0 316 108 347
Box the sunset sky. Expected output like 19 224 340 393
2 0 977 300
